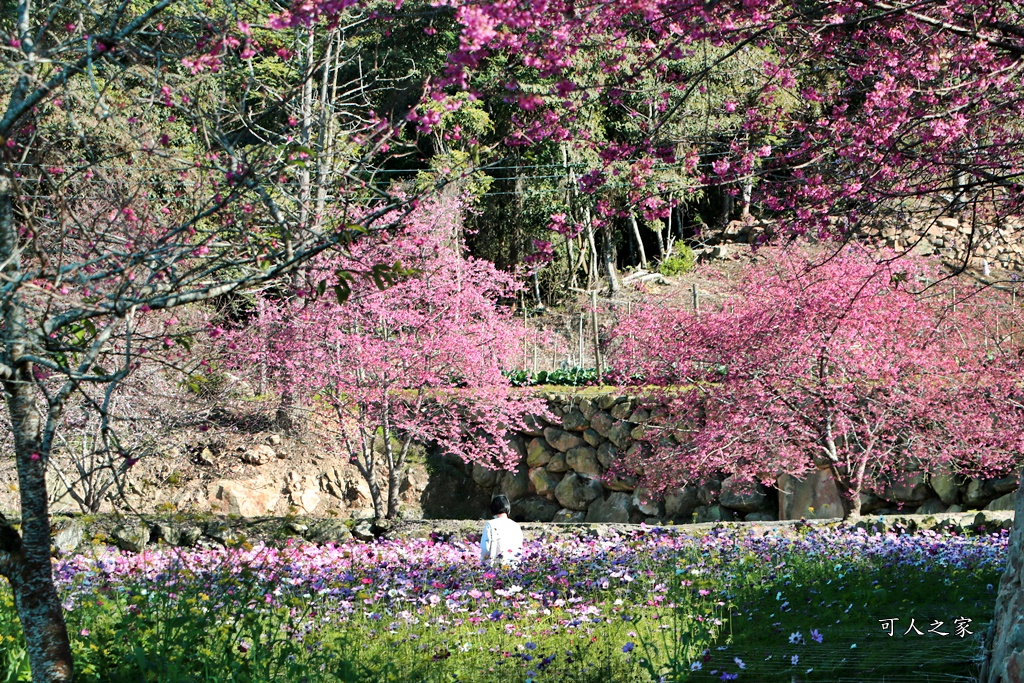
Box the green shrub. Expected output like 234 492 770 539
658 246 695 277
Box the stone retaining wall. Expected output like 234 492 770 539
477 393 1022 524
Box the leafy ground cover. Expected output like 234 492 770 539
0 524 1006 682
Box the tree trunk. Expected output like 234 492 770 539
366 467 385 520
2 174 75 682
598 218 620 294
980 484 1024 683
628 211 648 270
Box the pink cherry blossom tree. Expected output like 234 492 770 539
609 247 1024 518
225 197 547 519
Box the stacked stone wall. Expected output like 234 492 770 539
477 392 1022 523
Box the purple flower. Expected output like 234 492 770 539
810 629 823 643
622 642 635 653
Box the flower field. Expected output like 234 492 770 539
0 524 1008 682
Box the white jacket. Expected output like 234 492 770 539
480 516 523 566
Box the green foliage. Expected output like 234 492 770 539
657 246 696 277
504 367 598 387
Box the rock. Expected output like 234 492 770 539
506 435 528 459
208 480 281 517
112 521 150 553
241 444 275 466
628 407 650 423
566 446 601 479
605 474 638 492
859 491 887 514
499 466 531 502
990 475 1019 496
975 510 1014 531
597 395 620 410
352 521 375 542
204 521 244 546
583 429 603 447
917 498 947 515
697 479 722 506
930 471 961 505
529 467 562 497
664 486 699 520
590 411 614 437
512 496 561 522
52 518 84 555
606 421 634 450
554 473 604 511
988 492 1017 511
946 504 965 513
744 511 776 522
472 463 500 488
546 452 570 473
632 487 664 517
966 478 992 507
563 409 588 432
178 526 202 547
522 414 547 437
371 518 392 536
881 472 930 503
267 434 282 446
285 472 322 514
527 438 553 467
719 476 767 513
596 442 619 468
694 505 735 523
552 508 587 523
629 425 646 440
610 401 634 420
777 471 844 520
151 522 182 546
585 492 632 523
544 427 583 453
197 447 215 466
285 521 308 535
579 398 597 420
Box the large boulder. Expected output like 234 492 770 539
566 446 602 479
596 442 619 468
527 438 553 467
544 427 583 453
546 452 570 473
112 521 150 553
586 492 632 523
930 471 961 505
583 429 603 447
777 470 844 520
917 498 947 515
988 492 1017 511
880 472 930 503
499 466 530 502
208 480 281 517
664 486 699 520
606 421 634 450
563 408 588 431
610 401 634 420
966 478 993 508
471 463 500 488
512 496 561 522
529 467 562 497
51 517 84 556
697 479 722 506
632 487 664 517
307 519 353 545
579 398 598 420
590 411 614 437
719 476 767 513
554 473 604 511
